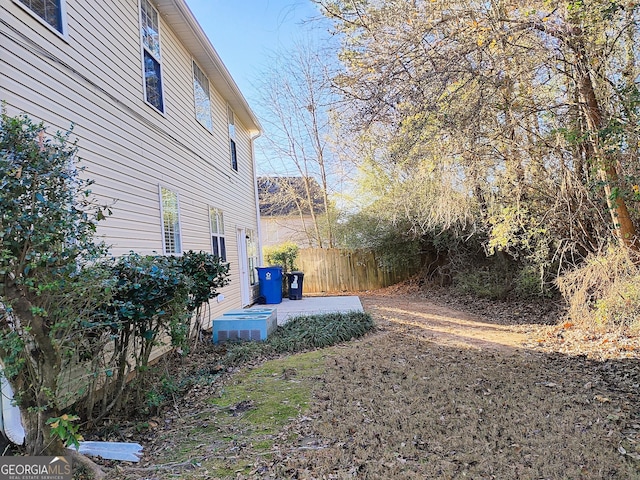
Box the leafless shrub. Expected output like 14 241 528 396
558 248 640 333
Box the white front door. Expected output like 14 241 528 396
237 228 250 306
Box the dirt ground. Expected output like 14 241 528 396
107 289 640 479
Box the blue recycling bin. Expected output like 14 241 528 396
256 266 283 304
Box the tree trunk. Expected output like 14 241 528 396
4 283 65 455
302 176 324 248
571 37 638 250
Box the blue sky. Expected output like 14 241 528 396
184 0 324 104
184 0 334 176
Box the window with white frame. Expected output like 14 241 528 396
246 229 258 285
193 62 213 131
160 186 182 254
18 0 63 33
209 207 226 261
140 0 164 112
228 107 238 171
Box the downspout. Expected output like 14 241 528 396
0 370 25 445
251 133 264 266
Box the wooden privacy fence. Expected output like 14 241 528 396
295 248 419 293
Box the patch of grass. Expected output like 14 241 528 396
105 311 371 478
157 349 329 479
252 439 275 452
211 350 326 430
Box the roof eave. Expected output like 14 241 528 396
154 0 263 137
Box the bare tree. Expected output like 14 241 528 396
255 37 342 248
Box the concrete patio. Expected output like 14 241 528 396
248 295 364 324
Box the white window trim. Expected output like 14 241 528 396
228 105 238 172
138 0 166 114
193 60 213 133
12 0 69 41
158 185 183 255
227 106 236 139
209 206 226 260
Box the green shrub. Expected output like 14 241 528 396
0 112 110 455
454 269 513 300
105 252 191 365
100 250 229 367
263 242 299 273
269 311 375 352
453 253 554 300
223 311 375 365
179 250 231 340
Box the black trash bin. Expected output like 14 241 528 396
287 271 304 300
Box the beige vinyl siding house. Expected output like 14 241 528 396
0 0 263 317
258 176 326 248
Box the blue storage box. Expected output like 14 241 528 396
212 308 277 343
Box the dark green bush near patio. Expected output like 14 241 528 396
85 250 230 419
270 311 375 351
224 311 375 365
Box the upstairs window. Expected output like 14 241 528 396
228 107 237 171
193 62 213 131
140 0 164 112
18 0 63 33
160 186 182 254
209 207 226 261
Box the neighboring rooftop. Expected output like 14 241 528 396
258 176 325 217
